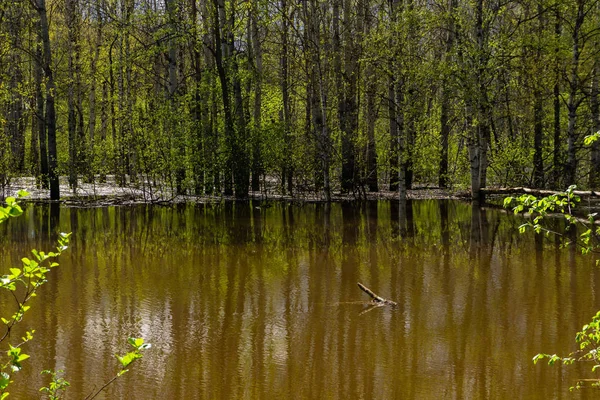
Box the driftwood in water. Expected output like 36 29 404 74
481 187 600 198
357 283 397 307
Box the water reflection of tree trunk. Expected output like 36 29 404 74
390 199 414 239
366 202 379 292
220 250 248 398
50 202 60 238
339 203 359 397
461 203 499 396
439 200 459 397
251 218 266 398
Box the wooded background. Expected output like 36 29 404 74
1 0 599 199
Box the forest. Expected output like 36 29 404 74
1 0 599 200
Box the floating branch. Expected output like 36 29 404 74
357 282 397 307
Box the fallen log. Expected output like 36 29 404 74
481 187 600 198
357 282 397 307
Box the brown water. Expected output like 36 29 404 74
0 200 598 399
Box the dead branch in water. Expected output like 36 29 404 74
357 283 397 307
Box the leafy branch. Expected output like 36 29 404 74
0 191 72 398
505 183 600 391
83 337 151 400
504 185 600 258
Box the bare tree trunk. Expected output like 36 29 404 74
214 0 235 196
166 0 185 194
439 0 456 189
36 0 59 200
6 7 26 173
364 0 378 193
389 74 399 192
469 0 490 202
34 32 48 188
66 0 78 190
532 3 544 188
251 4 263 193
281 0 293 195
87 0 103 183
566 1 584 185
590 60 600 188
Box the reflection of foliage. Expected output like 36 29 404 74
505 186 600 391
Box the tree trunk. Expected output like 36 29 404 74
338 0 358 193
281 0 293 195
565 2 584 186
86 0 103 183
552 7 562 188
251 5 263 193
214 0 235 196
37 0 59 200
66 0 78 190
364 10 378 193
166 0 185 194
34 33 48 188
533 94 544 187
590 61 600 188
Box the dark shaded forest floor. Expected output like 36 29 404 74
1 176 466 206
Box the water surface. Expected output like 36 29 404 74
0 200 598 399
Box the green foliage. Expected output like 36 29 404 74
506 187 600 390
533 311 600 391
504 185 599 257
0 192 70 398
584 131 600 146
117 337 151 373
39 370 70 400
0 194 151 398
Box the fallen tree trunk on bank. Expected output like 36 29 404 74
481 187 600 198
357 283 397 307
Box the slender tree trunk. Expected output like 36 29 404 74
365 10 378 193
389 75 399 192
388 0 402 194
87 1 103 183
6 6 26 174
66 0 78 190
214 0 235 196
439 0 455 189
566 1 584 185
533 93 544 187
552 8 562 188
281 0 292 195
532 3 544 188
37 0 59 200
469 0 490 202
166 0 185 194
590 61 600 188
190 0 204 195
251 5 263 193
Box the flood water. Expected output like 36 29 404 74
1 200 599 399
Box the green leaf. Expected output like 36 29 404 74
116 352 141 368
0 372 10 390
